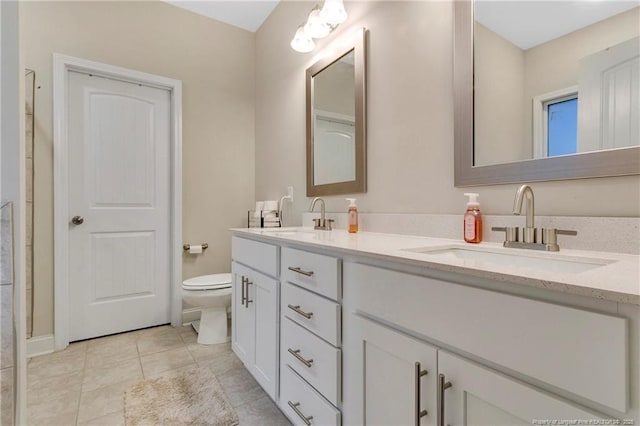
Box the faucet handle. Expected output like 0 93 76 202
491 226 519 242
541 228 577 246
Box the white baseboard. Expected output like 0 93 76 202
27 334 54 358
181 307 231 327
182 307 201 326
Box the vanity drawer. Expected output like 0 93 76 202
232 236 278 277
282 247 341 301
344 262 628 412
282 282 341 346
282 317 341 406
280 365 341 426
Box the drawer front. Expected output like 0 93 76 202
282 247 340 301
283 282 341 346
280 365 341 426
282 317 341 406
232 236 278 277
344 262 628 413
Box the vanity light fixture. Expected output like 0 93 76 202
290 0 348 53
320 0 348 25
291 25 315 53
305 8 332 39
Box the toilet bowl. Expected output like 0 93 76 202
182 273 232 345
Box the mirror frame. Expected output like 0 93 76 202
454 0 640 187
306 28 367 196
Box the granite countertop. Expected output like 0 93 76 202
232 227 640 305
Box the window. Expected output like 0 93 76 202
532 86 578 159
546 97 578 157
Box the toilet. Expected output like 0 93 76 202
182 273 232 345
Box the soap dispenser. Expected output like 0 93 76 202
346 198 358 233
463 193 482 243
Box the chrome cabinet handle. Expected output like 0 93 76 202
288 266 314 277
241 276 247 305
287 401 313 425
71 215 84 225
288 348 313 368
437 373 452 426
244 279 253 308
288 304 313 319
415 362 428 425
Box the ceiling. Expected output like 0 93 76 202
475 1 639 50
165 0 280 32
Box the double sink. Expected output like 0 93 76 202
254 227 616 275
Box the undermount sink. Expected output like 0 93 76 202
402 245 615 274
257 228 317 237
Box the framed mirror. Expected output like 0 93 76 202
454 1 639 186
307 28 367 196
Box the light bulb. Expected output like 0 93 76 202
290 25 315 53
304 9 331 39
320 0 347 25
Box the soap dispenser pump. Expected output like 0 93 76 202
346 198 358 233
463 193 482 243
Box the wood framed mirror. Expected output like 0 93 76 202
306 28 367 196
454 0 639 186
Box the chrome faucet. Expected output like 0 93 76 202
492 184 577 251
512 184 535 243
310 197 334 230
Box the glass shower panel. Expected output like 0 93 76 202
0 200 16 426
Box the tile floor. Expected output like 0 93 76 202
27 325 291 425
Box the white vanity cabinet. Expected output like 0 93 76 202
349 316 601 426
343 262 629 425
231 237 279 400
354 316 438 426
279 247 343 425
438 351 601 425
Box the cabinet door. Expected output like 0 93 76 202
352 315 438 426
231 262 254 367
252 271 279 400
438 351 606 426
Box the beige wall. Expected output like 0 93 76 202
474 23 526 166
255 1 640 223
522 7 639 150
21 1 255 336
314 59 355 116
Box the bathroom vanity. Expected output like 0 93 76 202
230 228 639 425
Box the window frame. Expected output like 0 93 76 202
532 85 578 159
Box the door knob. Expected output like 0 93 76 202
71 216 84 225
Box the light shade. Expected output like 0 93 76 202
304 9 331 39
290 25 315 53
320 0 347 25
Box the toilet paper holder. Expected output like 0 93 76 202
183 243 209 251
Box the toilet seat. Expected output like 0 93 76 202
182 273 232 291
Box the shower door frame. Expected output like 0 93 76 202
52 54 183 351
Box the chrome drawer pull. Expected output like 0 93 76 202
245 279 253 308
241 276 247 305
287 401 313 425
415 362 428 425
288 266 314 277
288 304 313 319
288 348 314 368
437 373 452 426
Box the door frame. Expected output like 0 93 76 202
52 54 182 350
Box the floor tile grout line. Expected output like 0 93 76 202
73 341 89 426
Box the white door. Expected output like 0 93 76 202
232 262 255 365
68 71 171 341
252 270 278 400
355 316 438 426
438 351 605 425
313 114 356 185
578 37 639 153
